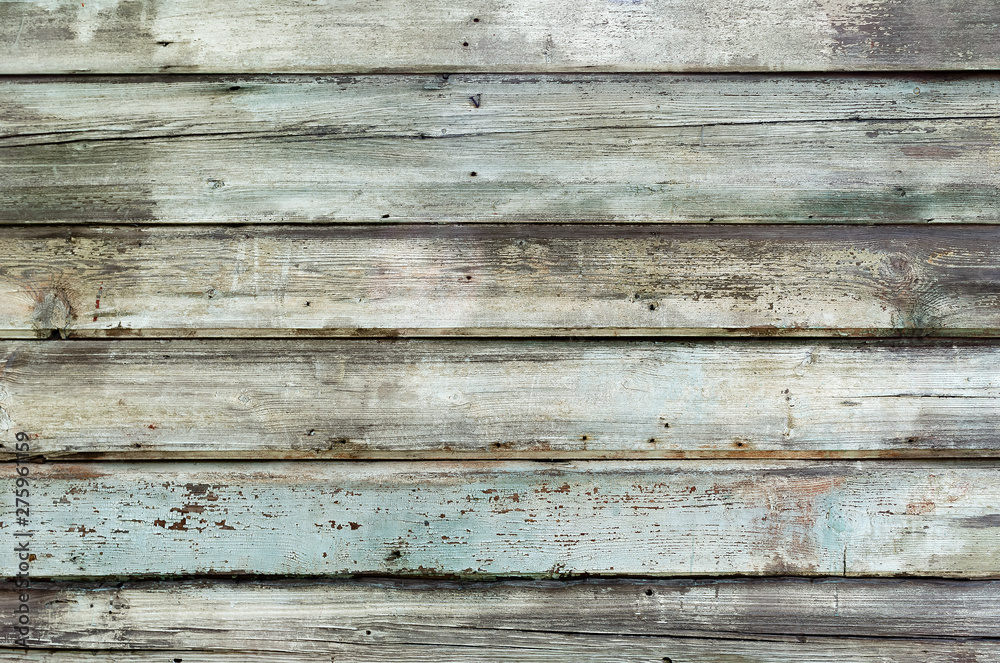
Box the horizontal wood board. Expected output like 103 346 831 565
6 577 1000 643
3 578 1000 655
2 75 999 224
2 340 1000 458
2 0 1000 73
3 639 1000 663
3 224 1000 339
2 460 1000 579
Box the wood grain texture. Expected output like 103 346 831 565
0 632 1000 663
2 1 1000 73
4 580 1000 660
4 639 1000 663
3 460 1000 579
5 577 1000 646
2 340 1000 459
3 75 999 224
2 225 1000 339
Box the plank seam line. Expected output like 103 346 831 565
5 632 1000 653
7 222 1000 229
14 334 1000 342
384 625 1000 643
12 571 1000 582
8 68 1000 78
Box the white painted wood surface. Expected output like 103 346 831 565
2 340 1000 459
3 76 998 224
2 460 1000 579
2 0 999 73
2 225 999 339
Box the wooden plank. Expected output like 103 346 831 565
3 225 1000 339
6 75 999 148
5 577 1000 648
4 638 1000 663
2 339 1000 459
2 460 1000 579
2 75 999 224
2 1 1000 73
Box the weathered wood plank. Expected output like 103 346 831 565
5 577 1000 648
3 225 1000 339
4 638 1000 663
2 75 998 224
2 340 1000 459
2 581 1000 662
5 75 999 148
2 1 1000 73
2 460 1000 579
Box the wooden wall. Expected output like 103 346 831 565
3 1 1000 660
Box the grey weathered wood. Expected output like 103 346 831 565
2 225 1000 339
2 1 1000 73
3 340 1000 459
2 75 999 224
6 75 999 147
0 644 1000 663
3 639 1000 662
2 460 1000 579
5 577 1000 647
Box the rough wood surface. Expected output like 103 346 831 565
2 460 1000 579
4 639 1000 662
7 75 999 146
2 1 1000 73
4 577 1000 646
2 225 1000 339
2 340 1000 459
3 75 999 224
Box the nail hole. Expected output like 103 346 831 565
381 214 390 218
648 438 656 444
664 423 670 429
366 630 372 635
648 303 657 311
229 86 241 91
645 589 653 596
462 41 469 47
473 17 479 21
470 171 477 177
